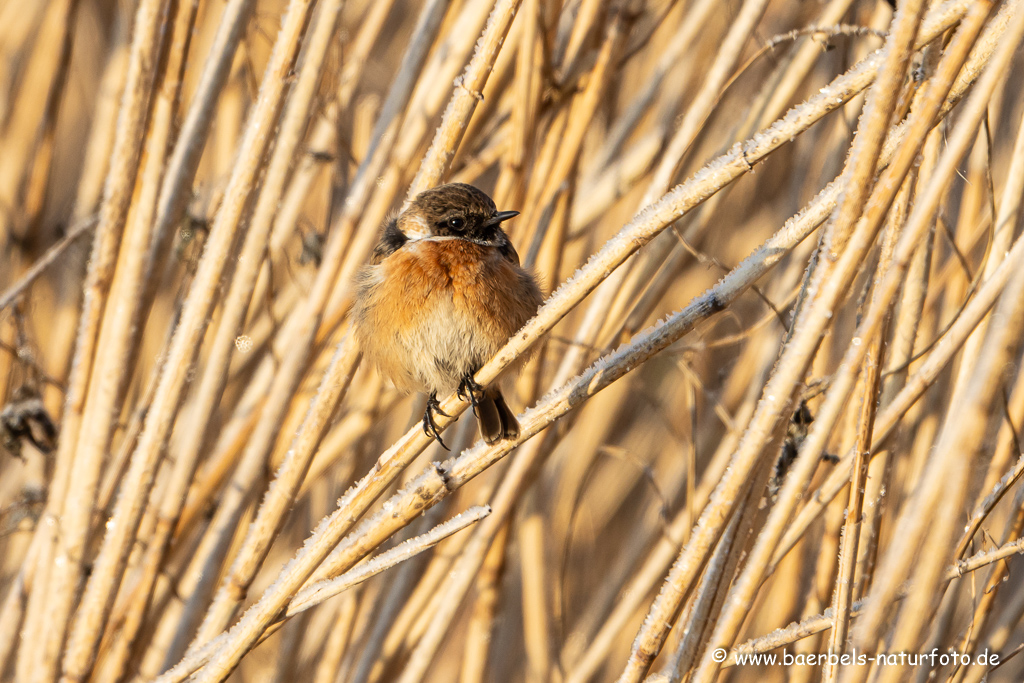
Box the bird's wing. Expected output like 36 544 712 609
497 238 521 267
370 216 407 265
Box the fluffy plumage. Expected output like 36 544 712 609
353 183 543 446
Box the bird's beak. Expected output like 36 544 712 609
486 210 520 226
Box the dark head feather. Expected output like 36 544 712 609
402 183 516 241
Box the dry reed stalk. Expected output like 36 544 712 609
962 98 1024 502
643 0 771 204
523 10 625 243
342 508 445 683
360 481 496 680
165 0 335 609
161 15 992 666
656 503 743 682
399 0 509 195
776 220 1024 570
754 0 860 130
392 437 555 683
149 0 256 254
778 0 1011 593
955 468 1024 682
19 0 79 235
156 0 536 663
936 102 1024 679
8 0 1024 681
58 0 318 672
75 1 202 676
97 2 343 676
620 1 962 676
517 493 553 680
950 467 1024 676
723 534 1024 665
153 505 491 677
719 8 1007 675
492 0 539 208
598 1 859 347
311 593 357 683
561 230 786 682
668 448 779 682
20 0 172 679
166 1 453 674
0 0 74 256
595 0 779 341
151 131 819 675
844 14 1024 680
0 216 97 312
287 506 492 616
269 0 398 255
561 345 771 682
764 0 1016 576
458 521 508 683
851 116 937 603
821 177 903 683
351 24 627 676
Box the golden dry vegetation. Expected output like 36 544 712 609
2 0 1024 681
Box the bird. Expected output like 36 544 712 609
352 182 543 449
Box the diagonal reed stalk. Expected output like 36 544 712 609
5 1 1024 682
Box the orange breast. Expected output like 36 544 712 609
380 239 532 343
353 238 542 394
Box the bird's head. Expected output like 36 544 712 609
398 183 519 243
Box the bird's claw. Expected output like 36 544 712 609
423 392 450 450
457 374 484 407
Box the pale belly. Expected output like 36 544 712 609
352 239 535 395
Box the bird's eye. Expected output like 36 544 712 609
447 217 465 230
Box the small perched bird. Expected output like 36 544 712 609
353 183 543 449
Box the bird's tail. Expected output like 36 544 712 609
475 388 520 444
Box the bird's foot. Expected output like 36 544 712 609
457 373 485 407
422 392 450 450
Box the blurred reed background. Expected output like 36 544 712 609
2 0 1024 681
